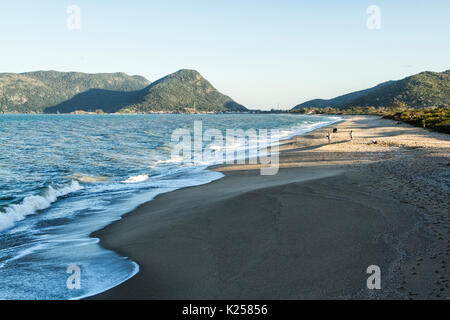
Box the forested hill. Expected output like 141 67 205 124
293 70 450 109
45 69 247 114
0 71 151 113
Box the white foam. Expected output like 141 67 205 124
155 156 185 165
0 181 83 231
122 174 149 184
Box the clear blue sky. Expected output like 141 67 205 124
0 0 449 110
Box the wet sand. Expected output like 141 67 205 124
91 115 449 299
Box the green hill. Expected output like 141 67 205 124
0 71 151 113
293 70 450 110
45 69 247 113
44 89 142 114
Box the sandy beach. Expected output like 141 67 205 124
91 115 449 300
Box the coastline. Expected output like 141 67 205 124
90 115 449 299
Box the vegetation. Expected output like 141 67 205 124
293 70 450 109
290 102 450 134
0 71 150 113
46 69 247 114
0 69 246 114
290 70 449 134
130 69 247 113
383 107 450 134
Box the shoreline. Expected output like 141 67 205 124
83 114 341 299
90 115 449 299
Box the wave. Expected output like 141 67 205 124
0 181 83 231
122 174 149 184
68 173 110 183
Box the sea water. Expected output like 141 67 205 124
0 113 339 299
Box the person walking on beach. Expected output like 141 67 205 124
349 130 353 142
327 132 331 144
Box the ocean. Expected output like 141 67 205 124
0 113 339 299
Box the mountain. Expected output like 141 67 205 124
0 71 151 113
45 69 247 113
293 81 394 109
293 70 450 109
44 89 142 114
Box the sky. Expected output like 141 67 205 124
0 0 449 110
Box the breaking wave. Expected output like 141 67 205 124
122 174 150 183
0 181 83 231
